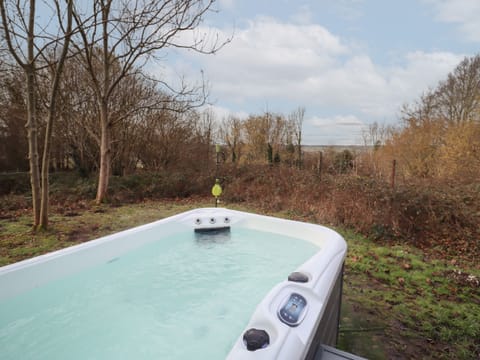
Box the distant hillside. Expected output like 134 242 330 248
303 145 370 153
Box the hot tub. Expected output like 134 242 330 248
0 208 346 359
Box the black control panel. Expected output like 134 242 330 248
277 292 308 327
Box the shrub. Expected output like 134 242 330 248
223 164 480 259
0 172 30 195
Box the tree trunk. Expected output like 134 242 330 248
39 126 51 228
25 67 41 228
297 140 302 169
39 0 72 229
96 102 111 204
26 0 40 228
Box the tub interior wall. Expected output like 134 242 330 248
0 221 184 301
240 217 341 249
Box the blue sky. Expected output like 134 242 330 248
162 0 480 145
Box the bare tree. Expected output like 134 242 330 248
0 66 29 171
242 112 287 164
137 105 198 170
194 108 216 169
39 1 73 227
384 55 480 181
434 55 480 125
55 57 100 175
0 0 74 229
400 56 480 129
72 0 227 203
289 106 305 168
220 115 243 163
243 114 270 163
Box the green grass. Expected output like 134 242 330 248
0 200 479 358
337 228 480 359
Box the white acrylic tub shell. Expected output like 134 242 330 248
0 208 347 360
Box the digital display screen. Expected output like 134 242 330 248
278 293 307 326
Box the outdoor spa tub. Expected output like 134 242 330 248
0 208 347 360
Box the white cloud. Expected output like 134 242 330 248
222 16 348 67
299 51 463 118
304 55 389 116
389 51 464 97
190 18 461 116
189 17 349 101
425 0 480 42
155 16 465 144
202 104 248 122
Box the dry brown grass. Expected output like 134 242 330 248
222 164 480 262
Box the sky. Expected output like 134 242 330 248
161 0 480 145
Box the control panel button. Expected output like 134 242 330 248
288 272 309 283
243 328 270 351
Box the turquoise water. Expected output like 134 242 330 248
0 227 318 359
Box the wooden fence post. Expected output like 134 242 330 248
391 159 397 189
317 151 323 180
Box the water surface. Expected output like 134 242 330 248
0 227 318 359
